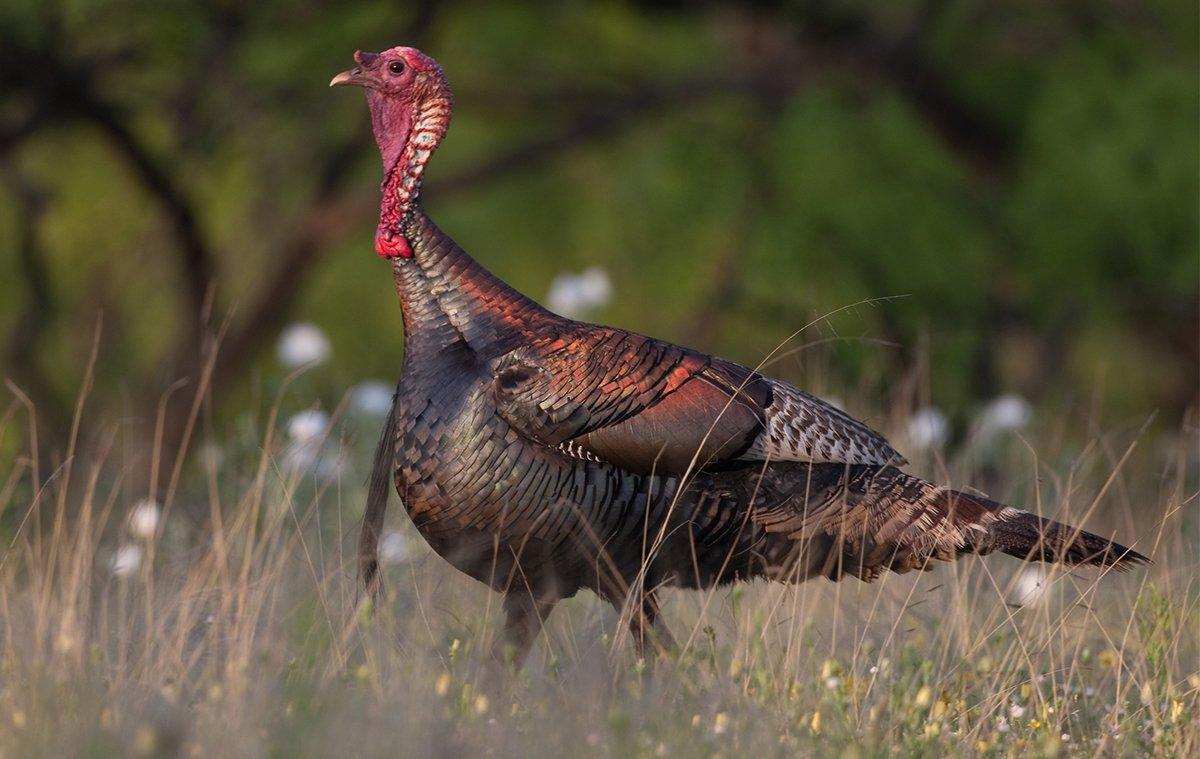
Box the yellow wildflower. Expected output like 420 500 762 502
434 673 452 697
55 632 76 655
133 726 157 757
712 712 730 735
821 659 840 679
915 686 933 708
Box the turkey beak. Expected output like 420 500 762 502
329 67 365 88
330 50 379 88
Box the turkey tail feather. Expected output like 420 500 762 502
750 465 1148 580
984 501 1149 569
359 398 398 597
937 487 1149 570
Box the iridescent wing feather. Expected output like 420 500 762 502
491 324 904 475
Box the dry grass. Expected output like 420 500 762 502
0 377 1195 758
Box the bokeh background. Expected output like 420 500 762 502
0 0 1196 464
0 4 1197 755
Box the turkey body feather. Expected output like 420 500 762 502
333 45 1148 662
369 208 1146 661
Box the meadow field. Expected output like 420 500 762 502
0 370 1194 758
0 3 1196 757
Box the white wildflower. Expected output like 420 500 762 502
350 381 394 416
287 410 330 444
907 406 949 451
577 267 612 305
824 676 841 690
284 444 342 479
284 445 316 472
378 531 413 565
128 498 160 539
1009 703 1027 719
277 322 332 368
110 544 144 577
198 442 224 469
1011 567 1047 606
977 394 1032 443
546 267 612 319
284 410 341 478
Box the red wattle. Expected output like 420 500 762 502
375 227 413 259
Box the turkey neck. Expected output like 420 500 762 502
390 204 549 361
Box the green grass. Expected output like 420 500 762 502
0 387 1195 758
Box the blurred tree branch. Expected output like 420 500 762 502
0 164 68 439
0 0 1024 449
791 1 1010 175
0 2 457 479
0 0 1192 471
679 11 783 350
86 101 217 332
207 134 373 388
0 104 51 154
0 31 217 343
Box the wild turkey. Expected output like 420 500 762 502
330 47 1147 661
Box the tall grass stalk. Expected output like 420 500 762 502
0 367 1195 757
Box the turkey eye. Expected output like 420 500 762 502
387 60 405 75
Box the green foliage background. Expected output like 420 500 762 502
0 7 1195 756
0 0 1196 444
